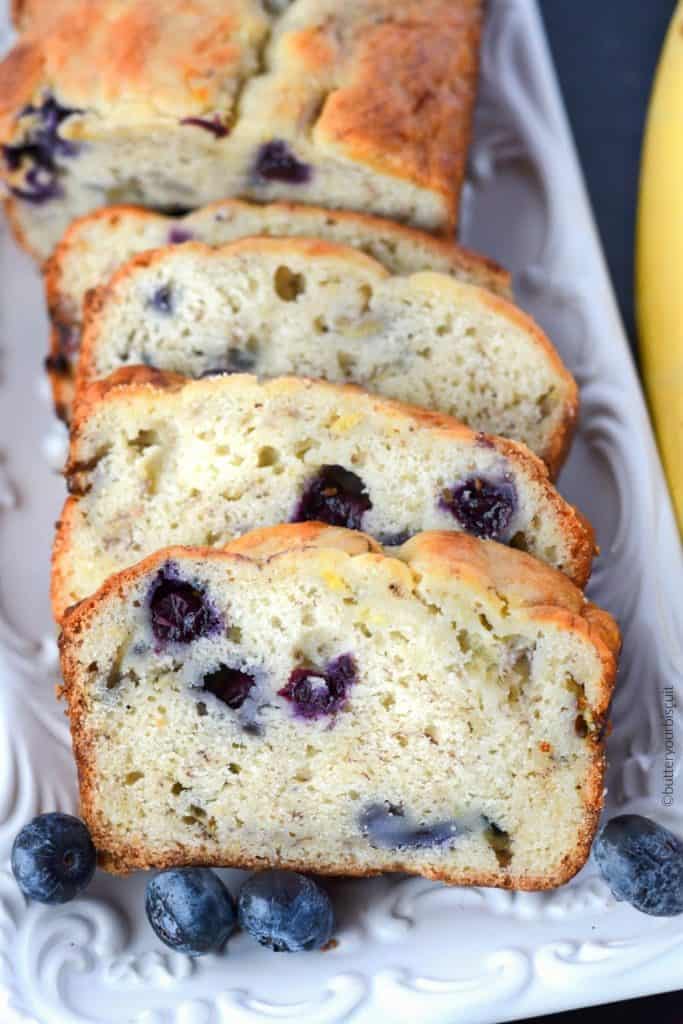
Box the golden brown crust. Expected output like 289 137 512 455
0 1 481 236
59 524 619 885
2 198 46 264
464 284 580 479
0 1 267 139
74 236 576 475
43 198 512 423
313 0 483 234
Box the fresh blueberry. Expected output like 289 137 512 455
359 803 462 850
293 465 371 529
279 654 356 719
11 813 96 904
440 474 517 541
180 115 230 138
168 227 194 244
3 94 81 203
148 284 174 315
253 140 312 184
148 566 221 645
145 868 236 955
238 870 334 952
594 814 683 916
202 665 256 709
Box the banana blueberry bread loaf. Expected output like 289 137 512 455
0 0 483 261
51 369 594 621
45 200 511 422
76 238 578 474
58 523 619 883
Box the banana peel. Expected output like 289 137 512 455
637 0 683 535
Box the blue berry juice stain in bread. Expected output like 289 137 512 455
359 803 466 851
293 466 371 529
201 665 256 709
148 283 175 315
197 663 264 734
3 94 81 203
253 140 312 184
440 474 517 541
148 564 222 646
278 654 357 719
168 226 195 244
199 348 257 376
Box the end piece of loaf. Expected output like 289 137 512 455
59 523 619 885
76 238 578 474
44 200 511 422
0 0 483 260
51 369 595 621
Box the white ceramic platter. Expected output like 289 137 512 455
1 1 682 1021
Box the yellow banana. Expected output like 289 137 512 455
637 0 683 535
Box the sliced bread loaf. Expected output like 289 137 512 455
58 523 619 883
76 238 577 473
52 369 594 621
45 200 511 422
1 0 483 260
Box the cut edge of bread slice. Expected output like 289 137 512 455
50 367 595 624
74 237 578 476
43 199 512 424
59 523 619 886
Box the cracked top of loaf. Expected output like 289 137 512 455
0 0 484 233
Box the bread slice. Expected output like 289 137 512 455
44 200 512 423
51 369 594 621
0 0 483 261
58 523 619 884
76 238 577 474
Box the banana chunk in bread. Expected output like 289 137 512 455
0 0 483 260
45 200 511 422
59 523 619 883
52 370 594 621
77 238 577 474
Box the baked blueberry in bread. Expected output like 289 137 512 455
58 523 619 883
51 369 594 621
76 238 578 474
0 0 484 261
44 200 511 422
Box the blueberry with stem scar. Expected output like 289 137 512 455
293 466 371 529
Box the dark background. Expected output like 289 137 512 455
524 5 681 1021
540 0 675 358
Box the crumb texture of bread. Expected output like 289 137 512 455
75 238 577 473
51 371 594 620
44 199 511 421
59 525 619 885
0 0 483 259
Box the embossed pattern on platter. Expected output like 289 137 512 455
0 0 682 1021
